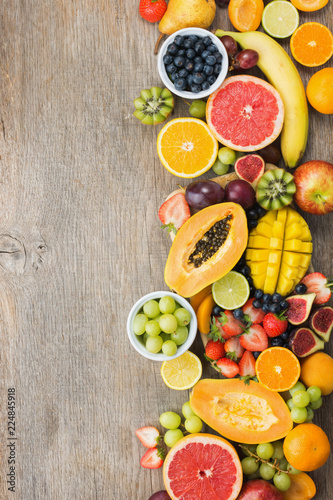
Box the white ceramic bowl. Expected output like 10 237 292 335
127 291 197 361
157 27 229 99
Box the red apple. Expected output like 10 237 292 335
237 479 284 500
293 160 333 215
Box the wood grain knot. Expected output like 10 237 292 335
0 235 26 275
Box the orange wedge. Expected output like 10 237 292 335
290 22 333 67
256 347 301 392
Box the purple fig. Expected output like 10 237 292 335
285 293 316 325
309 306 333 342
289 327 325 357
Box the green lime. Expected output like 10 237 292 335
262 1 299 39
212 271 250 310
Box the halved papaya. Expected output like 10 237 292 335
190 379 293 444
164 203 248 298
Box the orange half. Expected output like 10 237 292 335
256 346 301 392
290 22 333 67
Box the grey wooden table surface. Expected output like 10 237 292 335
0 1 332 499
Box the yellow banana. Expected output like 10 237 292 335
215 30 308 168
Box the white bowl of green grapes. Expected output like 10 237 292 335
127 291 197 361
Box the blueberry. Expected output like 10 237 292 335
174 56 186 68
177 49 186 57
256 206 266 218
253 299 262 309
185 61 194 72
262 303 270 313
295 283 307 294
212 305 222 316
248 209 259 220
194 56 203 64
171 71 180 82
247 277 254 287
166 63 177 74
269 303 281 314
203 64 214 76
194 62 204 72
203 36 212 46
202 81 210 90
187 74 194 86
174 78 187 90
287 323 294 332
194 42 205 54
174 35 184 46
272 293 282 303
248 219 258 229
253 351 261 359
233 308 244 320
215 52 223 63
280 331 289 341
240 265 250 277
178 68 189 78
271 337 284 347
207 75 217 85
254 289 264 299
206 55 217 66
168 43 178 55
283 342 290 349
193 72 205 84
184 39 194 49
163 54 173 65
188 35 198 43
280 299 289 311
249 285 256 296
208 43 219 52
186 48 196 60
214 64 222 75
202 50 211 59
262 293 271 303
190 83 202 93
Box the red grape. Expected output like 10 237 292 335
220 35 238 57
149 492 171 500
235 49 259 69
185 180 225 209
224 180 256 210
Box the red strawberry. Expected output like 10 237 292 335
301 272 333 305
263 312 288 338
135 426 160 448
140 447 164 469
239 350 256 377
224 337 244 360
139 0 167 23
158 193 191 234
209 316 231 341
216 357 239 378
239 324 268 352
223 310 244 337
242 298 265 324
205 339 225 361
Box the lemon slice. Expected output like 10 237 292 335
262 1 299 39
161 351 202 390
212 271 250 310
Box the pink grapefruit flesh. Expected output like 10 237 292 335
163 433 243 500
206 75 284 152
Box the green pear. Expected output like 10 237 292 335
159 0 216 35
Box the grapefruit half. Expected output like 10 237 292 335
163 433 243 500
206 75 284 151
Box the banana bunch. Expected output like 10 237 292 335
215 30 308 168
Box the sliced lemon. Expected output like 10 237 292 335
212 271 250 310
161 351 202 390
262 1 299 39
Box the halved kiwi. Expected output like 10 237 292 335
133 87 174 125
256 168 296 210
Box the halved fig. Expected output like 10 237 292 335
234 154 265 189
309 306 333 342
289 328 325 358
285 293 316 325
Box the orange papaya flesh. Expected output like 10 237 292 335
197 293 216 334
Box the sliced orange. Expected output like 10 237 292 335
157 118 218 178
228 0 264 32
255 347 301 392
290 22 333 67
290 0 329 12
306 67 333 114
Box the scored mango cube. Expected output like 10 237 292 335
252 274 266 290
251 261 269 275
282 251 301 267
299 254 311 269
251 235 271 249
272 221 284 239
270 237 283 250
280 262 298 280
256 222 273 237
285 223 303 240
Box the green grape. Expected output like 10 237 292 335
146 335 163 354
242 444 258 457
232 151 245 165
143 300 160 318
287 464 301 475
259 462 275 481
286 398 295 411
171 326 188 346
189 100 206 119
185 416 203 433
159 296 176 314
159 411 181 430
173 308 191 326
159 314 178 333
218 147 236 165
309 396 323 410
142 332 149 345
307 386 322 403
256 443 274 460
290 406 307 423
160 332 171 342
247 471 261 480
182 401 196 419
289 381 306 396
133 314 148 335
305 407 314 422
292 390 310 408
241 457 259 475
164 429 184 448
212 158 229 176
272 441 284 460
145 320 161 337
273 472 291 492
162 340 178 357
277 457 288 471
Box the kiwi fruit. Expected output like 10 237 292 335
256 168 296 210
133 87 174 125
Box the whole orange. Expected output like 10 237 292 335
306 68 333 114
283 423 330 471
300 352 333 395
